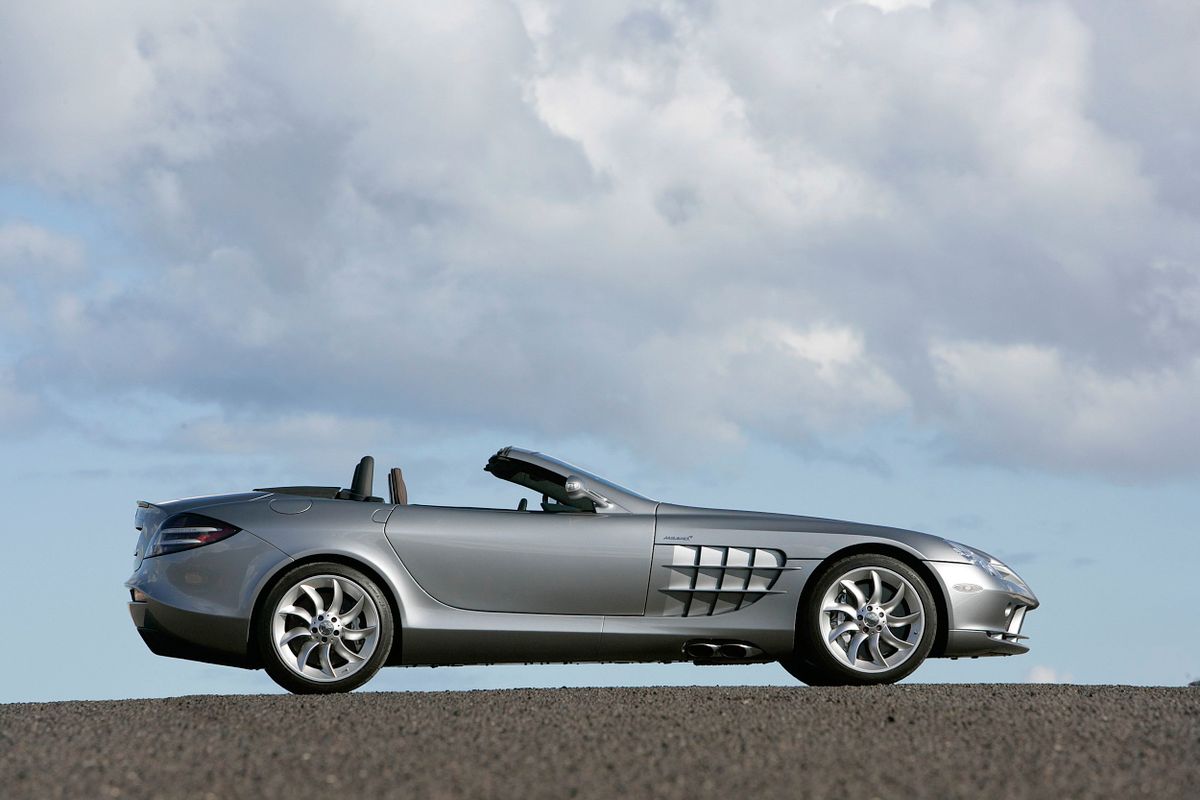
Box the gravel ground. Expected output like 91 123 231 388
2 685 1197 799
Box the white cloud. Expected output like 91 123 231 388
1026 665 1074 684
620 319 908 456
1 1 1198 477
932 340 1200 479
857 0 932 12
0 222 86 336
0 222 83 271
174 412 394 459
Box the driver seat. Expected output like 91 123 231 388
389 467 408 506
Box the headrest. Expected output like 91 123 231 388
389 467 408 506
349 456 374 500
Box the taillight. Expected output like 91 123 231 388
145 513 241 558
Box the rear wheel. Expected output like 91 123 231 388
257 562 394 694
778 654 836 686
784 553 936 686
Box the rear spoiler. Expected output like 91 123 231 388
135 500 161 532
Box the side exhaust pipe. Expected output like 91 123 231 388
717 643 763 659
684 641 765 661
684 642 721 659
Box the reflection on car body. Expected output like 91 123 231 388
126 447 1038 693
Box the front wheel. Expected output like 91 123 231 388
257 563 394 694
785 553 937 686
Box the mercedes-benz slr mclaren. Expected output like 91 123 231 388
125 448 1038 693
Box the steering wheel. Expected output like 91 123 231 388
517 497 528 512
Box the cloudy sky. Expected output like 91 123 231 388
2 0 1197 701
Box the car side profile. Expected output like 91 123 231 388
125 447 1038 693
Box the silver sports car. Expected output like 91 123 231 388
125 447 1038 693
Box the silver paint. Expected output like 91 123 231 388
125 446 1039 684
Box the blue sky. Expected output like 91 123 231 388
2 0 1198 702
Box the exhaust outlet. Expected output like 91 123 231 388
718 643 763 659
685 641 765 660
685 642 720 659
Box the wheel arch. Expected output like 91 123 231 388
247 552 405 668
797 542 950 658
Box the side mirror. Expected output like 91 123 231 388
564 475 613 509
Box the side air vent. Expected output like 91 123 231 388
660 546 794 617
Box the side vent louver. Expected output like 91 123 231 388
660 546 792 616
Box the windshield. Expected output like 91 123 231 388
531 453 651 501
484 455 594 512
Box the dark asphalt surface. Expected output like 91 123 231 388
2 685 1197 799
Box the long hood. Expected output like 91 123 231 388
653 503 962 562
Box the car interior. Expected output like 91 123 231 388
484 452 595 513
255 456 397 504
257 454 591 513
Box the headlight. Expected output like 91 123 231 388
944 539 1028 590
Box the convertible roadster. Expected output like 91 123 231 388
126 447 1038 693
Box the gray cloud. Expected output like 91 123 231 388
1 0 1198 478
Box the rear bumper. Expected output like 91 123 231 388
927 560 1038 658
129 600 255 668
124 530 291 668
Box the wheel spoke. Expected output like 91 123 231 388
823 603 858 617
319 642 335 677
820 565 925 675
340 595 365 624
330 579 344 617
845 632 867 665
296 640 319 672
868 632 889 668
274 573 381 683
279 627 311 647
278 605 312 624
829 621 857 642
341 625 376 642
883 583 906 613
333 638 365 663
880 627 915 650
839 580 865 607
300 584 325 614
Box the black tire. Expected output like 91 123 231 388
257 562 394 694
779 654 837 686
790 553 937 686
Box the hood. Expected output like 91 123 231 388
656 502 926 536
654 502 963 562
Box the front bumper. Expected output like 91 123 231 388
927 561 1038 658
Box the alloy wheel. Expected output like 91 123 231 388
270 574 381 682
816 566 925 673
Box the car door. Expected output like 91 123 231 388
384 505 655 615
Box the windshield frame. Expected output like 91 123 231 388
484 447 656 514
